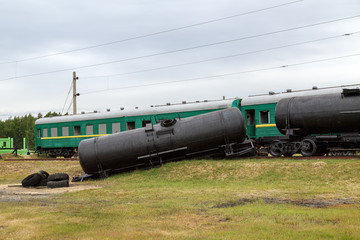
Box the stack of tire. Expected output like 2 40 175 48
21 171 70 188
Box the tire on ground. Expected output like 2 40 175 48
35 178 48 186
48 173 69 181
47 179 69 188
22 173 42 187
38 170 49 179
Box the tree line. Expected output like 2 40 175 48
0 112 60 150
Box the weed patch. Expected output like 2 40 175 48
1 158 360 239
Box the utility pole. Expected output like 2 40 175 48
73 72 79 115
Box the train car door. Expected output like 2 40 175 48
246 109 255 138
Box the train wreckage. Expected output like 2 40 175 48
74 108 254 180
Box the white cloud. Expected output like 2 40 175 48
0 0 359 120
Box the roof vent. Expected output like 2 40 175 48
150 105 154 107
107 109 110 112
182 101 186 104
269 91 275 95
166 103 171 105
286 89 292 92
135 107 138 109
312 86 318 90
120 107 124 110
81 112 85 114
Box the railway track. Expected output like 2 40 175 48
3 158 78 161
3 155 360 162
250 155 360 160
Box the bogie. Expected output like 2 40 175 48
46 148 75 158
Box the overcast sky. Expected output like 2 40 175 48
1 0 359 119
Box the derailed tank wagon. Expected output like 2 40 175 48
34 99 240 158
78 108 253 177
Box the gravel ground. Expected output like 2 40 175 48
0 184 100 202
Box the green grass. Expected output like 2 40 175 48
1 158 360 239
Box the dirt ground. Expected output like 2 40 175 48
212 197 359 208
0 183 100 202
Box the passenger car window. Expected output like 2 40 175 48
43 128 48 137
86 125 94 135
74 126 81 135
112 123 121 133
51 128 57 137
260 111 270 124
127 122 135 130
99 124 107 134
62 127 69 136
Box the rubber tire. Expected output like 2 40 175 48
47 179 69 188
38 170 49 179
22 173 42 187
48 173 69 181
35 178 48 186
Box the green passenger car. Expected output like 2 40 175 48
241 96 281 139
35 99 240 158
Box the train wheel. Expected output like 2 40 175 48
300 139 317 156
269 140 283 157
63 149 74 158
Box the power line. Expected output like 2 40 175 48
65 99 73 115
61 80 73 115
81 31 360 79
80 53 360 95
0 0 304 65
1 14 359 83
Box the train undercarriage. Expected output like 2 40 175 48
38 148 76 158
39 134 360 159
261 133 360 157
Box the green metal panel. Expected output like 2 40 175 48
241 102 282 138
0 137 28 155
0 137 12 148
231 99 241 108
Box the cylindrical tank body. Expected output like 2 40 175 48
79 107 245 174
275 91 360 135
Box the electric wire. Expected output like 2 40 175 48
61 80 73 115
80 53 360 95
0 0 304 65
1 14 359 82
65 99 73 114
81 31 360 79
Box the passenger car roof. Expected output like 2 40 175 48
241 84 360 106
35 99 236 125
